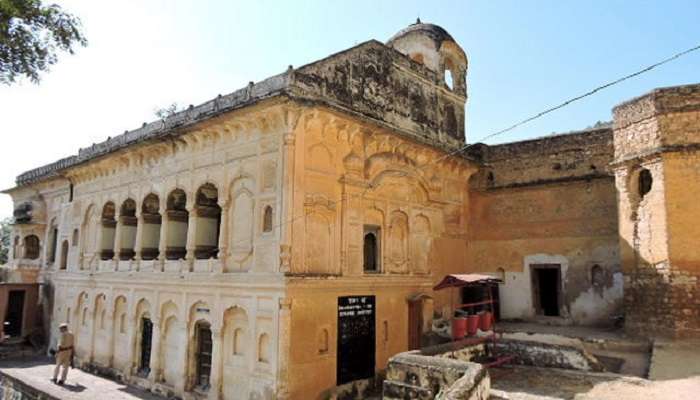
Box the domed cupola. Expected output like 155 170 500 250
387 19 468 97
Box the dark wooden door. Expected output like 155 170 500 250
408 299 422 350
5 290 25 337
196 324 213 388
139 318 153 373
337 295 375 385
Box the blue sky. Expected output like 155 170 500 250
1 0 699 217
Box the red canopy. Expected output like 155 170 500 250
433 274 502 291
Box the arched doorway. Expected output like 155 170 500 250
194 321 213 389
139 317 153 375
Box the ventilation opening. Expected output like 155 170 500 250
444 69 454 90
638 168 652 198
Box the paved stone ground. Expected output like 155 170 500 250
489 365 700 400
0 357 161 400
649 339 700 381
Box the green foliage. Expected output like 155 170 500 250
0 217 11 265
0 0 87 84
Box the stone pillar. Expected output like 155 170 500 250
133 210 144 269
92 219 103 271
157 211 169 272
125 310 138 377
276 298 292 399
105 313 115 368
148 318 162 383
208 326 223 400
174 321 189 394
215 200 229 273
185 204 198 272
279 129 296 273
112 212 123 265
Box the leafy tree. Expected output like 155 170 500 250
0 218 11 265
154 102 182 119
0 0 87 84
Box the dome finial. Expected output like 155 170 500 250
416 17 421 24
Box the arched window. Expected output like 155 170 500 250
24 235 40 260
72 229 79 246
591 264 605 288
81 307 88 326
166 189 188 260
100 202 117 260
263 205 273 233
100 309 106 330
60 240 69 270
118 199 137 260
638 168 652 198
444 69 454 90
194 184 221 259
140 194 161 260
363 226 380 273
258 333 270 363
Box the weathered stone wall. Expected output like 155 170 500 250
284 106 476 399
466 129 622 325
613 83 700 338
294 40 466 145
382 352 489 400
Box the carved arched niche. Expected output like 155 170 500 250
387 211 409 273
303 195 336 275
411 214 432 274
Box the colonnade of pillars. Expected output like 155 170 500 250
92 185 227 270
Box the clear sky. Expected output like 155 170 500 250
1 0 699 218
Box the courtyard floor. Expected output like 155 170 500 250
0 356 160 400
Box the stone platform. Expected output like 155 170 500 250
0 357 161 400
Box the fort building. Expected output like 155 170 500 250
3 21 699 400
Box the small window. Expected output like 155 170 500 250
263 205 273 233
445 69 454 90
318 329 329 355
258 333 270 363
66 307 71 324
591 264 605 288
24 235 40 260
81 307 88 326
363 225 380 273
69 183 74 202
60 240 69 270
638 168 652 198
72 229 79 246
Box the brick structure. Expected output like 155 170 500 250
612 84 700 337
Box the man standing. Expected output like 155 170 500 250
52 323 74 385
